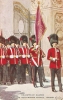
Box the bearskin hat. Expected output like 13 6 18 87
30 35 36 45
16 37 20 45
48 34 58 47
0 36 5 44
8 35 16 44
20 35 28 44
5 39 11 46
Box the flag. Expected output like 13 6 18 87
35 5 46 44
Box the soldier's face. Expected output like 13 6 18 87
23 42 27 47
15 44 19 48
7 44 10 48
11 43 15 47
2 44 5 48
52 43 58 48
33 42 37 48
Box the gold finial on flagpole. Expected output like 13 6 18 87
38 1 40 5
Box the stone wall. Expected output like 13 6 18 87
0 0 13 38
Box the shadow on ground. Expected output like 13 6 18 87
0 86 20 100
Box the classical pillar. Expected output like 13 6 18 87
0 0 13 38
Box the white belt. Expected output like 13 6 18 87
10 55 18 58
16 55 18 58
10 55 14 58
1 56 5 58
27 55 30 58
21 55 30 58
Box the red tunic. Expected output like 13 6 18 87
6 48 11 64
0 48 7 65
29 47 43 67
19 46 30 64
7 47 19 64
47 47 62 69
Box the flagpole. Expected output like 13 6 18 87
38 1 40 6
37 1 41 66
38 1 41 47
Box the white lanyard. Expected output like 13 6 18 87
22 47 25 55
10 48 13 55
22 47 28 64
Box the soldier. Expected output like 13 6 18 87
5 39 11 82
47 34 62 92
15 37 21 84
0 36 8 85
19 35 31 83
29 35 44 87
7 35 19 84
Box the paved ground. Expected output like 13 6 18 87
0 77 63 100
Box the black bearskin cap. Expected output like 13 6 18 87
30 35 36 45
48 34 58 47
0 36 5 44
20 35 28 44
8 35 16 44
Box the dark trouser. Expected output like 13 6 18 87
21 64 31 83
3 65 9 83
10 64 16 83
38 67 43 86
16 64 21 83
0 65 8 84
32 66 43 86
0 66 3 83
32 66 37 85
7 64 10 82
27 64 32 82
50 68 62 91
42 66 45 81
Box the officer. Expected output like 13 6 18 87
47 33 62 92
19 35 31 83
29 35 44 87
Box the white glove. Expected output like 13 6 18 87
27 55 30 58
16 55 18 58
22 55 26 58
52 58 56 62
10 55 13 58
2 55 5 58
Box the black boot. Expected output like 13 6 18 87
33 83 37 88
40 84 44 87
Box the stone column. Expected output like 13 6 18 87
0 0 13 38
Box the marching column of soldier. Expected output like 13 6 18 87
0 34 62 92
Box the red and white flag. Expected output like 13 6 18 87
35 5 46 44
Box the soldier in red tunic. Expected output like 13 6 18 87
19 35 31 83
15 37 21 84
0 36 8 85
5 39 11 83
30 35 44 87
47 34 62 92
7 36 19 84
